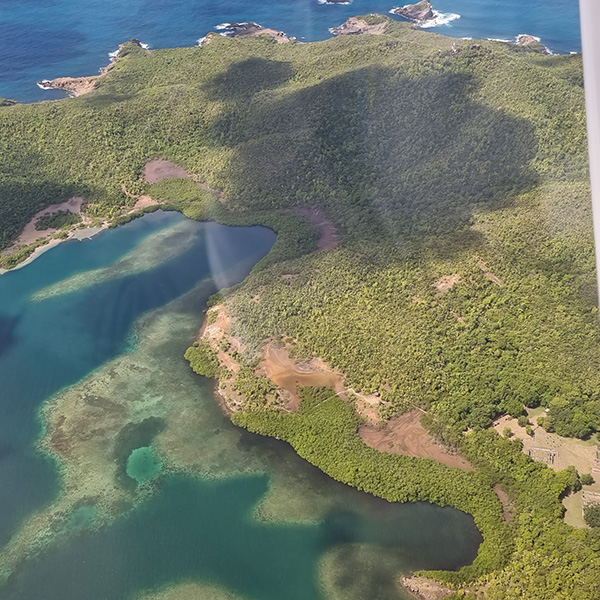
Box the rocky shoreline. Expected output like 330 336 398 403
391 1 434 24
37 39 148 97
199 22 291 47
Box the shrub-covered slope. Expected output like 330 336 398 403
1 15 599 598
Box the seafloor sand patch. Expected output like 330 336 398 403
294 206 339 252
136 581 247 600
0 278 369 583
319 544 406 600
359 409 473 471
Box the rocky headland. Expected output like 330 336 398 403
200 22 291 46
37 39 148 97
391 1 434 24
329 17 388 36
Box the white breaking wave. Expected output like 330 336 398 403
108 40 149 62
197 36 207 46
37 80 53 90
317 0 352 4
419 10 460 28
487 37 512 43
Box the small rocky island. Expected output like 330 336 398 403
391 0 434 24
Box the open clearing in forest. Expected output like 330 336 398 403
293 206 339 252
7 196 85 248
359 409 474 471
493 412 600 527
260 344 344 410
144 159 189 183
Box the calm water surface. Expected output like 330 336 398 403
0 211 481 599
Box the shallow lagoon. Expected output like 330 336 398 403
0 211 481 599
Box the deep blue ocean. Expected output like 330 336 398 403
0 0 582 102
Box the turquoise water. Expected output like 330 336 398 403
0 211 481 599
0 0 581 102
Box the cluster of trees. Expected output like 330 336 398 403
184 341 222 379
235 389 600 599
34 210 81 230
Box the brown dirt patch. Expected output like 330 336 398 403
132 195 156 210
144 159 190 184
330 18 388 36
493 484 514 523
433 274 461 293
260 344 344 410
359 409 474 471
294 206 339 252
3 196 86 252
143 159 227 204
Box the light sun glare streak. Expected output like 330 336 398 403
580 0 600 304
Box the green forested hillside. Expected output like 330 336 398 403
1 15 599 598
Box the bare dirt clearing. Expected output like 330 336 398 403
493 484 514 523
10 196 85 247
144 159 227 203
144 159 189 183
399 575 452 600
260 344 344 410
294 206 338 252
433 274 461 294
359 409 473 471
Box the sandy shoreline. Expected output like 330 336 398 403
0 226 108 276
0 196 111 275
